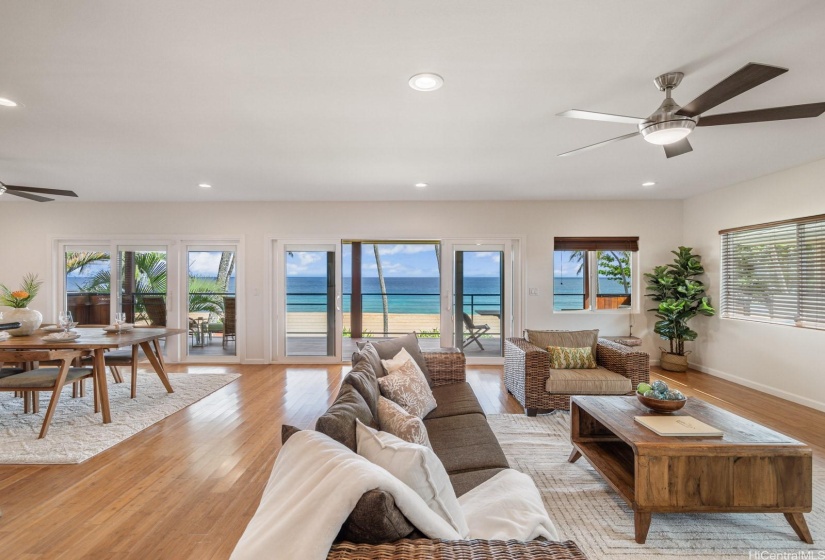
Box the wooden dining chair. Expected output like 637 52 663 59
0 349 95 438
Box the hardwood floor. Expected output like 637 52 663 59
0 363 822 559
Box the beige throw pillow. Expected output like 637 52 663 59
377 396 432 448
355 420 469 537
379 349 437 419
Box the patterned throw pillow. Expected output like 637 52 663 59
377 396 432 448
378 351 437 419
546 346 597 369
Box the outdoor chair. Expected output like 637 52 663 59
223 297 236 348
462 312 490 351
143 295 167 326
0 349 95 438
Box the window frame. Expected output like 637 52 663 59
720 214 825 330
552 237 639 314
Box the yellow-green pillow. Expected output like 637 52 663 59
546 346 597 369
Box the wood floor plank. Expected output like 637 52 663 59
0 363 822 559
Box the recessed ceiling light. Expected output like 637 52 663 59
415 183 428 188
0 98 18 107
409 73 443 92
642 181 656 187
198 183 212 188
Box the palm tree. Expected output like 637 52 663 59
373 245 389 336
66 251 110 276
568 250 631 293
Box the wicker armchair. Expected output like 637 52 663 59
422 347 466 386
505 337 649 416
328 538 587 559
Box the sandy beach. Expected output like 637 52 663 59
285 311 500 336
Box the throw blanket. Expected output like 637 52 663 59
230 430 559 560
459 469 560 541
230 431 461 560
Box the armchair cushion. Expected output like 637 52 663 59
545 366 632 395
525 329 598 356
546 346 596 369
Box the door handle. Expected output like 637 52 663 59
336 295 341 311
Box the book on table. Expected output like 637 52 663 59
635 415 723 437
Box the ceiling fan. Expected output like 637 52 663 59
0 181 78 202
557 62 825 158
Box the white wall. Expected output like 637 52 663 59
683 157 825 412
0 199 683 362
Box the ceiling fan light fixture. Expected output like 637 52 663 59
640 119 695 145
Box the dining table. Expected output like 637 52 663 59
0 326 185 424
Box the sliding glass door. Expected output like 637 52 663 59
186 246 238 359
441 241 516 362
274 242 341 361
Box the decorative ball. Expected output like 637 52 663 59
651 380 669 393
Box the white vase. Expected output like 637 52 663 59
3 307 43 336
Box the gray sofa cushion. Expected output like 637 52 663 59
424 413 509 474
281 424 301 444
352 342 385 379
526 329 599 356
449 468 506 498
342 361 380 419
357 333 432 386
424 382 485 420
315 384 377 452
337 489 416 544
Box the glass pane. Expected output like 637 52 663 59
342 242 441 355
65 250 112 326
118 250 168 327
455 250 503 357
286 250 336 356
187 250 237 357
596 250 632 309
554 250 586 311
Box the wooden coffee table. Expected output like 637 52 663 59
569 396 813 544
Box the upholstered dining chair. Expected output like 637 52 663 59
0 349 95 438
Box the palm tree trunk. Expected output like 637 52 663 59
216 252 235 292
373 245 389 336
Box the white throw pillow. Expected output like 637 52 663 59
379 349 437 418
377 396 432 448
355 419 469 537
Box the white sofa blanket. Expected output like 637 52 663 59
230 430 559 560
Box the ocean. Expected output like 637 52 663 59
66 275 628 313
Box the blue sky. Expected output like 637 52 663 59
285 244 503 277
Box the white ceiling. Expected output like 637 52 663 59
1 0 825 202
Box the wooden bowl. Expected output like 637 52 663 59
636 392 687 413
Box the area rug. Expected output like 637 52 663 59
488 413 824 559
0 372 240 464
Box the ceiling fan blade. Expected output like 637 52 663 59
663 138 693 158
5 185 79 197
4 190 54 202
696 102 825 126
557 131 640 157
557 109 644 125
676 63 788 117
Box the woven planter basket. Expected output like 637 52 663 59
660 351 688 372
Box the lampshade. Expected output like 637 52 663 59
641 119 696 145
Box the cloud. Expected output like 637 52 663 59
376 244 437 256
287 252 325 275
189 251 224 276
471 252 500 263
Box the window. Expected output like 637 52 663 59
721 214 824 329
553 237 638 311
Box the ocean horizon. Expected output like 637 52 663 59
66 275 629 314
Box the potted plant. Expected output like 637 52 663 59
645 247 715 372
0 273 44 336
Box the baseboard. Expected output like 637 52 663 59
242 359 266 365
688 361 825 413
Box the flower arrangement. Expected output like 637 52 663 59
0 273 43 308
